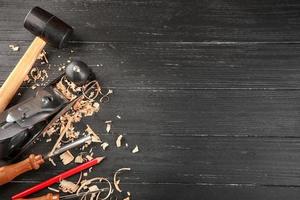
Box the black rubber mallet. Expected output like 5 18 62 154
0 7 73 112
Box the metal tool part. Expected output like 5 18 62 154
44 135 92 160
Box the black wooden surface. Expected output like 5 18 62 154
1 0 300 199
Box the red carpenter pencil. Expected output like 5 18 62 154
12 157 105 200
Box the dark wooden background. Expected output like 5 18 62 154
1 0 300 199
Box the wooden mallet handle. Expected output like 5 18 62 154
0 37 46 112
0 154 44 185
15 193 59 200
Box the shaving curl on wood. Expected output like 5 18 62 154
113 168 131 192
76 177 113 200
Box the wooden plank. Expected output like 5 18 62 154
11 136 300 185
2 42 300 89
0 0 300 42
3 82 300 138
2 183 300 200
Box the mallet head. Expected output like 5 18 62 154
24 7 73 48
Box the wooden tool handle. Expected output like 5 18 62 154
0 154 44 185
0 37 46 112
15 193 59 200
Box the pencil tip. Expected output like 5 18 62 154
96 157 105 163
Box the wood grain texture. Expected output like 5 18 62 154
2 42 300 89
0 0 300 200
1 0 300 42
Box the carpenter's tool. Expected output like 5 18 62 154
0 7 73 112
0 61 93 161
12 157 105 200
0 135 92 186
15 188 109 200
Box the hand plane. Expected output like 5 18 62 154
0 60 92 162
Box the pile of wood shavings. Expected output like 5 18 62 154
26 50 50 89
44 76 111 166
34 54 138 200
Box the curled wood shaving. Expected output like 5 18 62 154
37 50 48 63
101 142 109 150
99 89 113 103
82 80 101 101
86 125 101 143
77 177 112 200
113 168 131 192
116 135 123 148
132 145 139 154
76 172 83 186
9 44 19 51
60 150 74 165
59 180 79 193
56 77 77 100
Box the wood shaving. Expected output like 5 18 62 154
89 185 99 192
49 116 73 156
113 168 131 192
132 145 139 154
116 115 121 119
86 155 93 161
123 197 130 200
86 125 101 143
116 135 123 148
49 157 56 166
84 172 88 177
99 89 113 103
101 142 109 150
9 44 19 51
105 122 111 133
59 180 79 193
48 187 59 193
38 50 49 63
75 155 84 163
60 150 74 165
82 80 101 101
77 177 112 200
